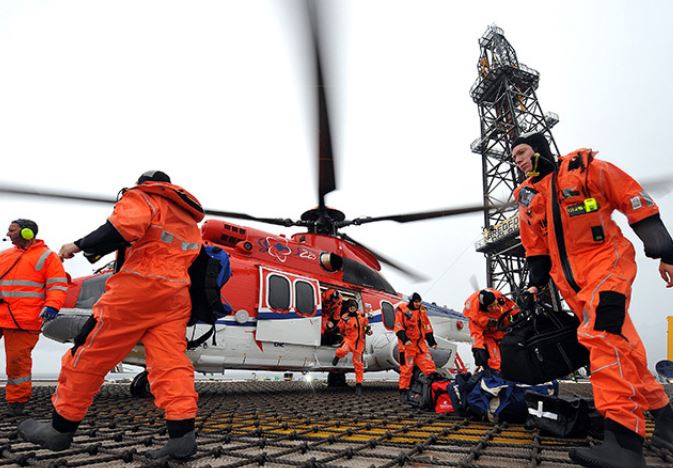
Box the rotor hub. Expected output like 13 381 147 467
300 208 346 235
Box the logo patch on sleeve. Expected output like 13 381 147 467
630 196 642 210
640 191 655 207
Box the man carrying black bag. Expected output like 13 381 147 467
512 133 673 468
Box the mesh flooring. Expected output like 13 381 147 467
1 381 672 467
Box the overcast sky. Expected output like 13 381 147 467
1 0 673 377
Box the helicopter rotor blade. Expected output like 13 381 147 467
341 201 516 226
339 232 429 282
641 174 673 198
202 209 299 227
306 0 336 209
469 274 480 292
0 184 301 227
0 184 118 205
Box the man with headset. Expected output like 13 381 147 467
0 219 68 415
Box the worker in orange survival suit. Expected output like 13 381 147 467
463 288 518 371
331 299 372 396
512 132 673 468
395 292 438 400
321 288 342 345
0 219 68 416
18 171 205 460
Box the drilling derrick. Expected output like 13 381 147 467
470 25 560 296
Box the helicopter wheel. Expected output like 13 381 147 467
326 370 348 388
130 370 152 398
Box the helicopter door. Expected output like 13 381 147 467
256 267 321 346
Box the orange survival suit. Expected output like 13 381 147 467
321 288 342 335
394 301 437 390
335 302 370 384
515 147 672 437
52 181 204 429
0 239 67 404
463 288 518 371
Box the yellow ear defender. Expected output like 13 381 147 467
20 227 35 240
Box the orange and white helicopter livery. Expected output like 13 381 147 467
45 216 471 393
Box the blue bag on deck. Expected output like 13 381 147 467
466 370 558 423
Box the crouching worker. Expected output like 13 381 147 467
463 288 518 371
18 171 205 460
395 292 438 400
332 299 371 395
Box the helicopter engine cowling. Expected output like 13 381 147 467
42 308 92 343
367 333 458 376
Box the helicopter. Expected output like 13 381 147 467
0 1 498 395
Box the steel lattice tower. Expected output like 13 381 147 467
470 25 560 297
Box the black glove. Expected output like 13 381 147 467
472 348 489 367
517 290 536 313
425 332 437 348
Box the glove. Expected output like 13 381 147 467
40 306 59 321
472 348 489 367
517 290 536 313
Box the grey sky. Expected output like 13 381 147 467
1 0 672 377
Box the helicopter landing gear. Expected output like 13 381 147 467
326 370 348 388
130 370 152 398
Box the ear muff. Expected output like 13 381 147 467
20 227 35 240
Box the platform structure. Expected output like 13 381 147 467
470 25 560 296
2 381 672 467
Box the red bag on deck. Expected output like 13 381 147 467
431 380 455 413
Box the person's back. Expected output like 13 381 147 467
19 171 206 461
112 182 202 282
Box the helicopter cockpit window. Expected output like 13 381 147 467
381 301 395 330
342 258 396 295
294 280 315 316
268 274 291 310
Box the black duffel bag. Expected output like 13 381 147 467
525 393 604 438
406 367 435 411
499 300 589 385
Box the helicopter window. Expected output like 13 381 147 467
294 281 316 316
268 274 291 310
342 258 396 295
381 301 395 330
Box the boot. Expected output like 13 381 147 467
399 389 408 403
651 403 673 452
17 419 75 452
331 355 339 366
7 402 25 416
569 419 646 468
355 384 363 396
146 431 197 460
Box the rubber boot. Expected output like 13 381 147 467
17 420 75 452
399 389 408 403
355 384 363 396
331 355 339 366
569 419 646 468
651 403 673 452
7 402 25 416
146 431 197 460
